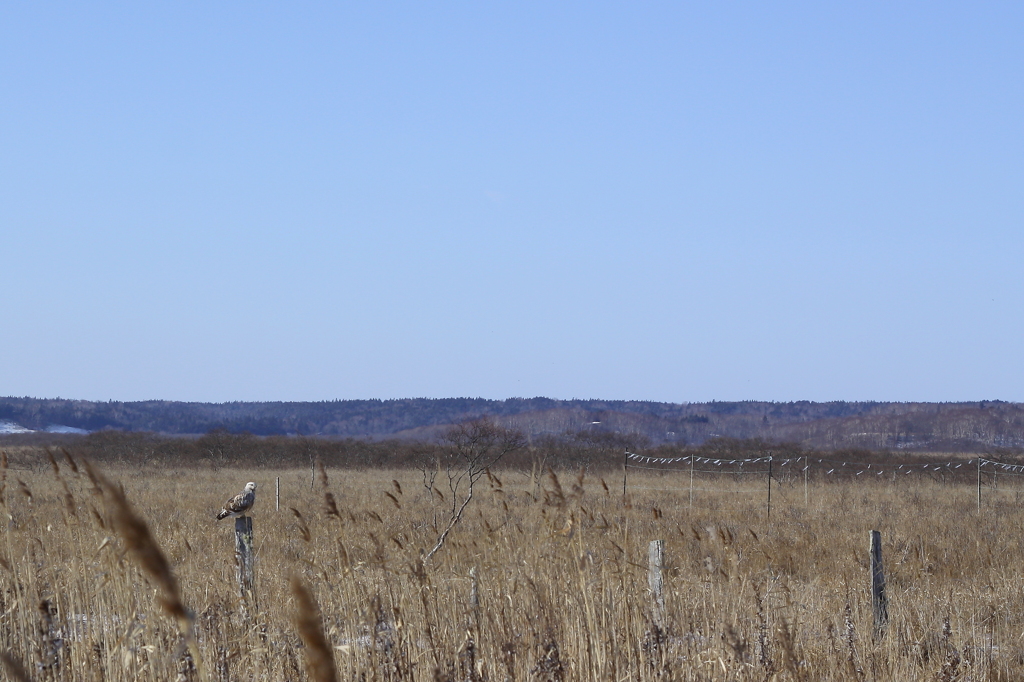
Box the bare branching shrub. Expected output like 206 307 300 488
423 417 525 561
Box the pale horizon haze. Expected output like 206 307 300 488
2 3 1022 404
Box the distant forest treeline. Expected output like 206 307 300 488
2 396 1023 453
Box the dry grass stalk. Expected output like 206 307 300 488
291 576 339 682
84 461 187 620
82 460 205 680
1 450 1024 680
0 651 31 682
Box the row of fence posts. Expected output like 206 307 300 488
625 453 1002 520
645 531 889 639
235 524 888 641
238 476 891 637
624 452 796 522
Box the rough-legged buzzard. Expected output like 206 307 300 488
217 482 257 520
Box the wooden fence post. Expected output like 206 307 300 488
977 458 982 513
276 476 281 512
236 516 255 613
870 530 888 638
688 455 694 510
469 566 481 632
648 540 665 627
766 455 773 522
622 451 629 497
804 455 809 506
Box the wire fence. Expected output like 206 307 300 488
621 451 1024 514
624 452 1024 478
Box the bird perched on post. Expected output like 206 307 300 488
216 482 257 520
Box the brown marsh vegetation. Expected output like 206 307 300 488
2 448 1024 680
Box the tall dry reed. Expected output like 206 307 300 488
1 448 1023 680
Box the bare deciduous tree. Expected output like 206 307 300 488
422 417 525 562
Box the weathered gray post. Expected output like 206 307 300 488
804 455 809 506
622 451 629 497
870 530 887 638
648 540 665 627
236 516 255 612
276 476 281 512
469 566 481 632
766 455 773 522
688 455 694 510
977 458 982 513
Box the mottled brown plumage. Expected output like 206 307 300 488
216 482 256 520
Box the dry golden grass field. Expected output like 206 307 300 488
3 449 1024 681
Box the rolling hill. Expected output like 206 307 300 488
1 396 1022 452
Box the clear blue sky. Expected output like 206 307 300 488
2 3 1022 403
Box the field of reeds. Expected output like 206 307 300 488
3 448 1024 681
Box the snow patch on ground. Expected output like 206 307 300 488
0 421 34 434
46 425 90 434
